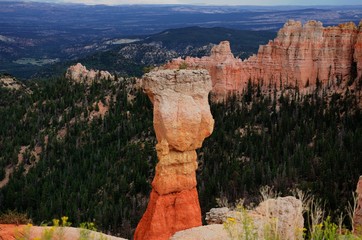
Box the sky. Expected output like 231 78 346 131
8 0 362 6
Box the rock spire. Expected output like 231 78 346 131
134 69 214 240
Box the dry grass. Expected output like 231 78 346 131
0 210 32 225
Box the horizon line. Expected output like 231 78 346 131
3 1 362 7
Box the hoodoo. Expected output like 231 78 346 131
134 69 214 240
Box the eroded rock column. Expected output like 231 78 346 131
134 70 214 240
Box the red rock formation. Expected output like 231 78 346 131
164 41 243 97
354 176 362 236
135 189 202 240
0 224 19 240
134 69 214 240
354 21 362 81
163 20 362 100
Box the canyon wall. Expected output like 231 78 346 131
134 70 214 240
163 20 362 99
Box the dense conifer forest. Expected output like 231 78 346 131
0 75 361 238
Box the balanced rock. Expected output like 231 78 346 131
134 69 214 240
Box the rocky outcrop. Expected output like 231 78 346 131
172 196 304 240
0 75 30 93
0 76 23 90
163 20 362 100
65 63 114 84
250 196 304 240
205 207 230 225
134 70 214 240
353 176 362 236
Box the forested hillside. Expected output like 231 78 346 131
0 75 361 238
35 27 275 80
0 76 156 238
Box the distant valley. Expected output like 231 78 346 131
1 2 362 78
38 27 276 79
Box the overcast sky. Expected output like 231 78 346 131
8 0 362 5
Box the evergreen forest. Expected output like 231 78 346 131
0 75 361 238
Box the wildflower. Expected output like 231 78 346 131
52 218 59 226
61 216 68 225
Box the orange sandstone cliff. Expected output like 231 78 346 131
134 70 214 240
163 20 362 99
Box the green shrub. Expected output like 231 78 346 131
179 62 189 69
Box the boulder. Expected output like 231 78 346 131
205 207 230 225
173 196 304 240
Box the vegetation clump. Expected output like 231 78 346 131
0 210 32 225
224 188 362 240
